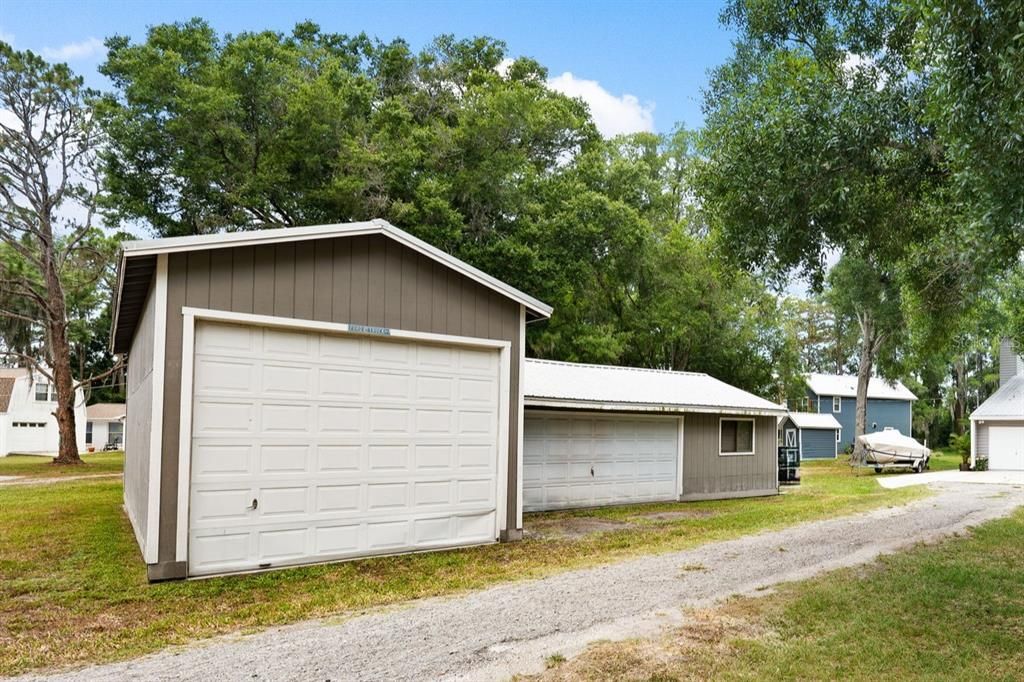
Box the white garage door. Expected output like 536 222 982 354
187 321 502 576
989 426 1024 471
523 413 679 512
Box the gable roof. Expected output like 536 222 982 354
87 403 127 421
786 412 842 430
111 219 552 353
524 359 786 416
0 377 15 413
971 375 1024 420
805 373 917 401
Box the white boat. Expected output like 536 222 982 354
854 429 931 473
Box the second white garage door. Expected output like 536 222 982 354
989 426 1024 471
187 321 503 576
523 413 679 511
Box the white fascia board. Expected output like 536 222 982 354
524 398 787 417
119 220 552 319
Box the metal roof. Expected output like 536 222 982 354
86 403 127 421
971 375 1024 420
524 359 787 415
805 373 917 401
110 219 552 354
786 412 842 430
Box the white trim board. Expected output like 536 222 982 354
173 307 513 569
118 219 551 319
144 253 167 565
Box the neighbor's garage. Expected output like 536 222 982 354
111 220 551 580
987 425 1024 470
969 372 1024 471
523 359 787 511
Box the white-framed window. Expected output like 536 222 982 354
832 396 842 413
85 422 93 445
34 383 50 401
720 417 755 456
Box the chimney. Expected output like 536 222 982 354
999 338 1024 386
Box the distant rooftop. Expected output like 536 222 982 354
971 376 1024 420
786 411 842 430
805 373 917 401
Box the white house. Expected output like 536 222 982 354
970 340 1024 471
86 403 126 450
0 368 87 457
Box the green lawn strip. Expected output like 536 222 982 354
0 451 124 478
0 459 925 676
927 446 963 472
527 507 1024 681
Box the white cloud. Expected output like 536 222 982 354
547 71 655 138
41 37 104 61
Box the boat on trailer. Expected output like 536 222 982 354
852 428 931 473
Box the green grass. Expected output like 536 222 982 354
530 507 1024 681
927 447 964 472
0 451 124 477
0 456 925 676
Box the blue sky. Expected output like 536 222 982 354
0 0 736 135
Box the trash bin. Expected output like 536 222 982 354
778 446 800 485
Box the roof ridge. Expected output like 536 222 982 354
525 357 708 377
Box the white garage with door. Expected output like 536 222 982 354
523 359 787 511
523 413 679 511
970 342 1024 472
986 425 1024 471
112 220 551 581
186 319 506 576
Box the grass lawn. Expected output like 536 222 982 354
0 451 124 478
926 446 963 472
527 506 1024 681
0 457 926 676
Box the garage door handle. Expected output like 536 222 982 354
247 499 258 511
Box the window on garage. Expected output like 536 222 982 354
720 418 755 455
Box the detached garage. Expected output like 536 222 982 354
111 220 550 580
970 340 1024 471
522 360 787 511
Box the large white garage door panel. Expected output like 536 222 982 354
188 322 501 576
989 426 1024 471
523 413 678 511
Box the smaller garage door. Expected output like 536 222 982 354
989 426 1024 471
523 413 679 511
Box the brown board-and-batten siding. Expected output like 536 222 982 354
682 414 777 500
155 234 523 570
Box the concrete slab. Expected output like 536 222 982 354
877 469 1024 489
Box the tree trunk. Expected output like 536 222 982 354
42 219 82 466
852 313 876 463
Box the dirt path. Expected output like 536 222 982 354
19 482 1024 682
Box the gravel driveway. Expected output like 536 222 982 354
20 482 1024 682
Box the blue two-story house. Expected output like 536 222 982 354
805 374 917 451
